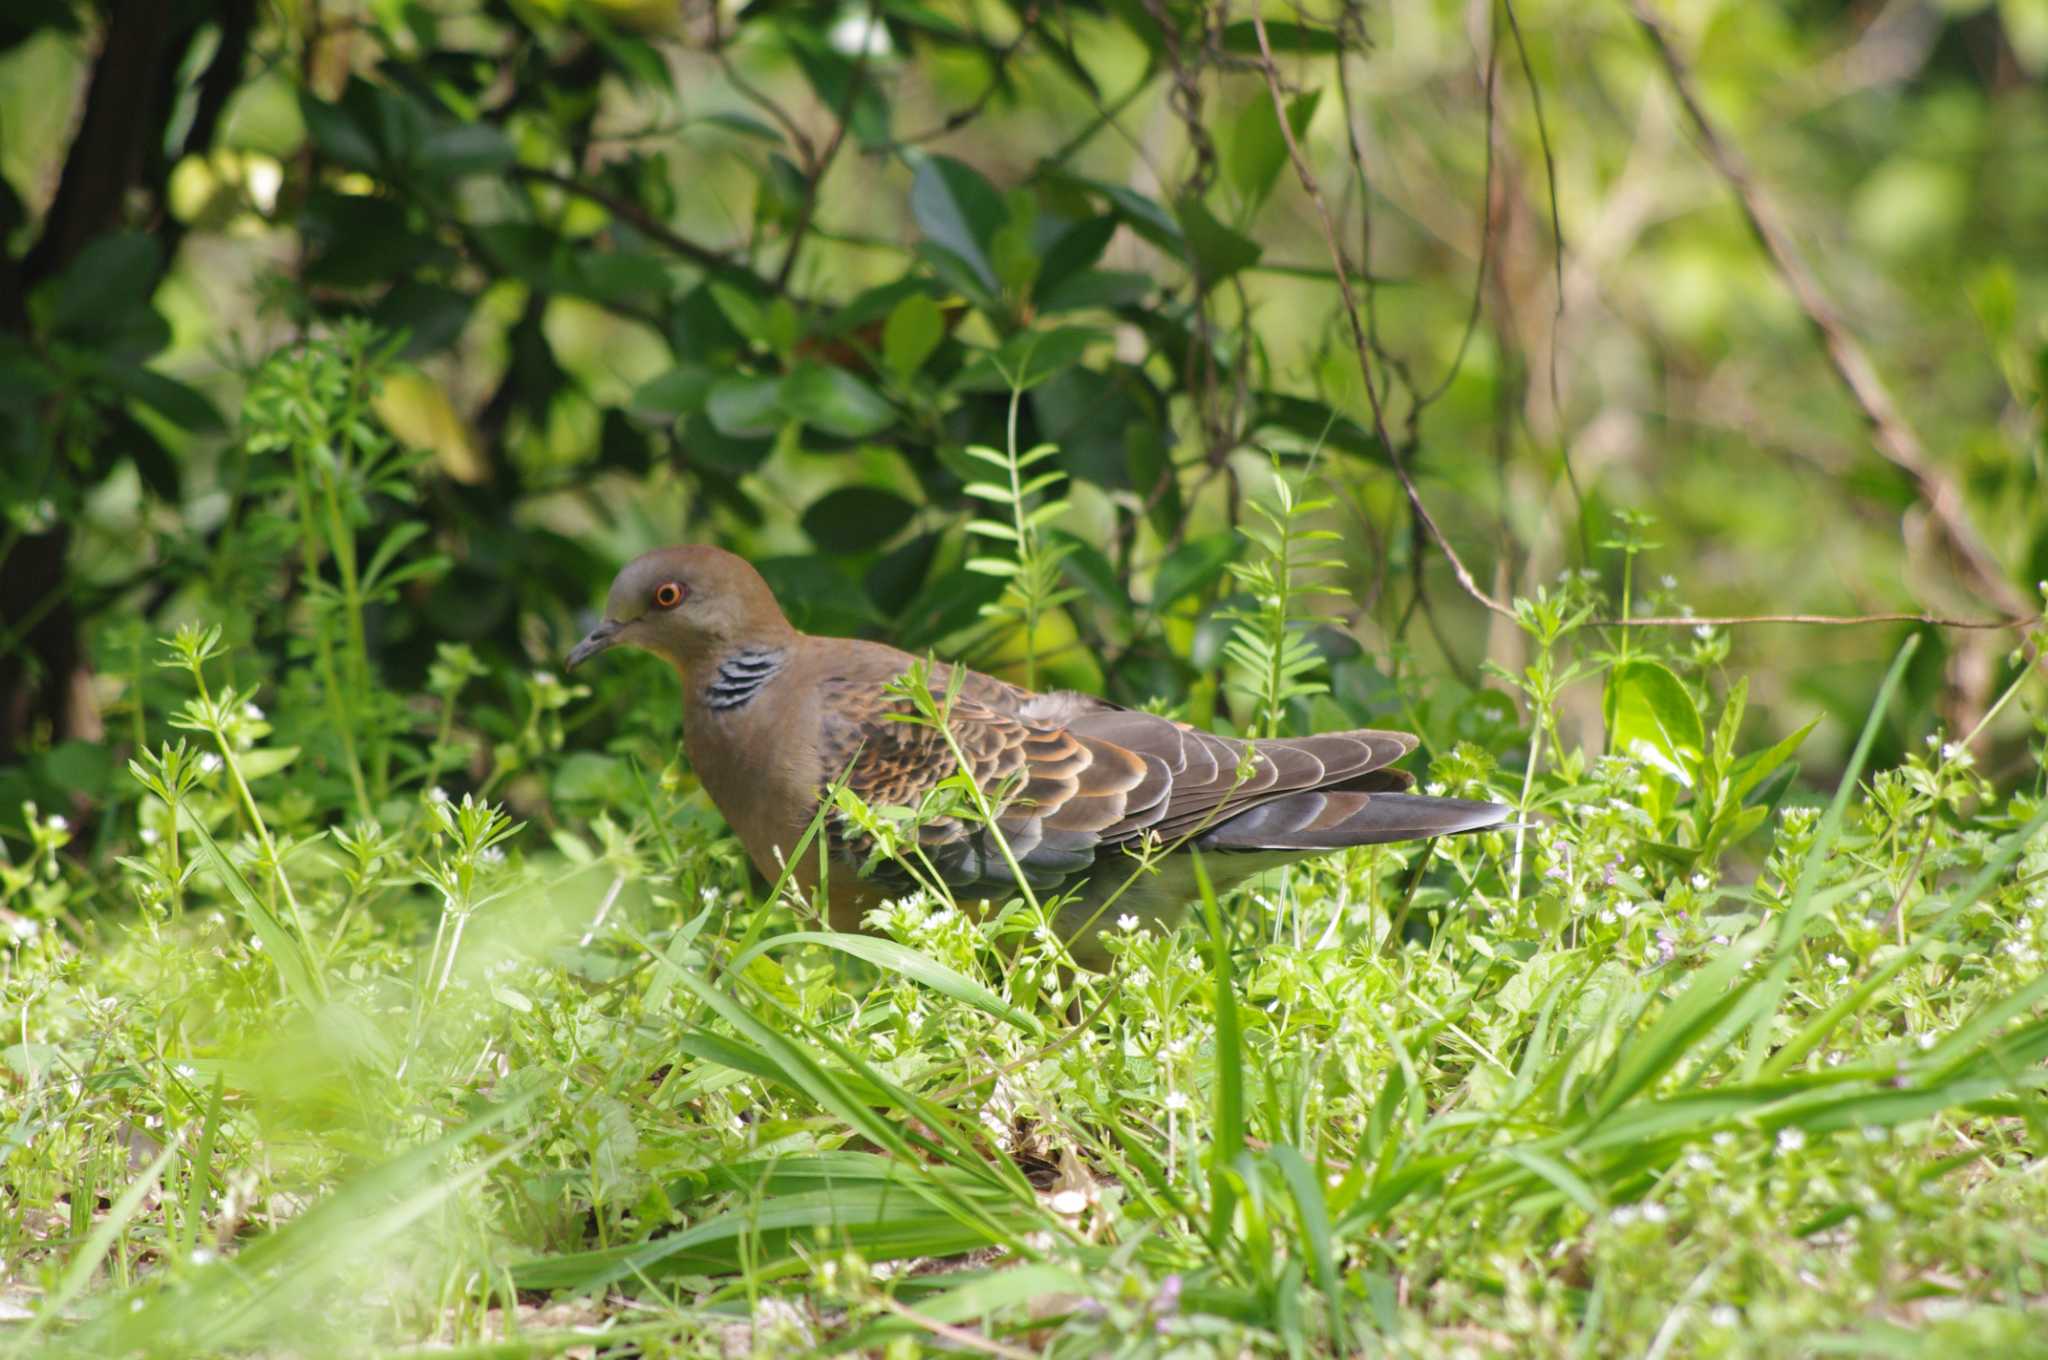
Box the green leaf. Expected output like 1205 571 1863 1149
631 364 714 418
779 362 897 439
1227 88 1320 212
704 375 783 438
730 931 1042 1036
1049 531 1131 626
911 155 1008 292
801 487 919 553
1037 268 1154 314
95 363 224 433
1175 198 1264 285
1727 717 1818 805
372 280 475 357
183 814 323 1010
1602 659 1705 786
882 292 945 380
296 87 380 171
512 1185 1026 1289
1154 533 1241 611
1084 179 1184 255
709 282 769 346
236 746 300 782
415 120 514 178
958 328 1100 393
1034 215 1118 300
1267 1145 1348 1351
34 232 164 352
754 556 885 633
1195 853 1245 1246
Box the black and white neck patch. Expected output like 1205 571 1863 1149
704 647 787 710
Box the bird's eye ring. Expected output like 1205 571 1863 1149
654 581 685 609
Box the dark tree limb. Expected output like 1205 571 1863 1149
1 1 245 758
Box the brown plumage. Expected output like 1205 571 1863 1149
566 545 1507 960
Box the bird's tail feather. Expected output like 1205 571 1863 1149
1197 790 1508 851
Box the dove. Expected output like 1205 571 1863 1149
567 546 1506 960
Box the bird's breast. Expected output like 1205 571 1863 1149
683 679 829 890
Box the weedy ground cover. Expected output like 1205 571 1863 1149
3 334 2047 1358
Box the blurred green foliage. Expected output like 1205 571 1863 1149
1 0 2045 824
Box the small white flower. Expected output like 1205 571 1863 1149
1690 873 1710 891
1048 1189 1088 1216
174 1064 197 1080
1712 1131 1735 1148
1426 782 1447 797
1660 575 1677 590
1825 953 1849 971
533 671 557 687
241 702 265 721
1609 1205 1639 1227
1117 914 1139 932
140 826 160 845
479 846 505 866
1615 901 1639 920
1694 623 1715 640
427 786 450 804
1940 742 1961 761
47 814 69 832
198 753 222 775
1162 1090 1191 1113
1918 1032 1937 1050
189 1247 217 1266
1861 1126 1886 1143
1641 1202 1669 1224
1776 1128 1806 1153
1925 733 1942 748
1710 1305 1740 1328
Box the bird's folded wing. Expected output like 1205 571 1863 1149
821 682 1172 889
821 678 1449 891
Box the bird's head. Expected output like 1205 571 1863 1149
565 545 794 673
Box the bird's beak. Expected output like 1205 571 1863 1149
565 620 621 671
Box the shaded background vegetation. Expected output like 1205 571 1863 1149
3 0 2046 826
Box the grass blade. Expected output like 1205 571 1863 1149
728 931 1043 1036
1741 634 1920 1077
184 814 325 1009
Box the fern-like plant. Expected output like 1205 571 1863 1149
960 389 1078 689
1219 458 1348 737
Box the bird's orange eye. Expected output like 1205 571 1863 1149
654 581 685 609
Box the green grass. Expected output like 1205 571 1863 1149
5 609 2047 1357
